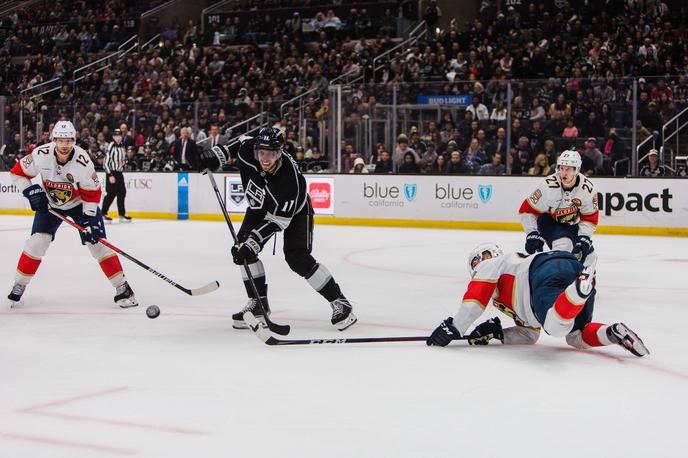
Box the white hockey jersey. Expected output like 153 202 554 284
518 173 599 238
10 143 102 215
453 253 540 336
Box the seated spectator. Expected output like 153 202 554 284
294 147 308 172
604 131 628 175
581 112 605 139
393 134 419 166
419 142 438 173
466 96 489 121
528 153 550 176
398 151 421 174
529 98 546 123
478 152 505 175
490 100 507 122
350 157 369 174
464 138 487 173
581 138 605 176
430 154 448 174
373 148 394 174
123 146 139 171
677 157 688 177
446 151 469 174
511 149 531 175
307 148 329 173
639 149 670 177
562 118 579 138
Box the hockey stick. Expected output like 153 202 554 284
243 312 470 346
48 209 220 296
204 170 291 336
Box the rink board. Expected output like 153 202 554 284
1 172 686 236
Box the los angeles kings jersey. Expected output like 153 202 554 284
518 173 599 238
10 143 102 215
236 135 308 245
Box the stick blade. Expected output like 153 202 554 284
190 281 220 296
244 312 279 345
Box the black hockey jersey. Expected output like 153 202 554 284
237 135 308 244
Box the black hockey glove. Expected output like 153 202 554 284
76 213 104 245
197 145 228 172
23 184 48 212
468 317 503 345
426 317 462 347
572 236 593 263
525 231 545 254
231 237 261 265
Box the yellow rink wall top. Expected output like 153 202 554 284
1 172 686 237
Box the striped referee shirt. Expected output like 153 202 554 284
104 141 126 174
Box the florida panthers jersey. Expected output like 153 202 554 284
10 143 102 215
518 173 599 238
453 253 540 334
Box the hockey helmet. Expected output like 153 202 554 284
556 149 582 174
51 120 76 140
467 243 503 278
255 127 284 151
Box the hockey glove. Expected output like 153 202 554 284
572 236 593 263
468 317 503 345
76 213 104 245
231 237 261 265
525 231 545 254
426 317 462 347
198 144 228 172
23 184 48 212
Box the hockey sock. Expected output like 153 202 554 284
88 243 125 287
15 233 52 286
581 322 613 347
242 260 267 298
305 264 342 302
543 283 588 337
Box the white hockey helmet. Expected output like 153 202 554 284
556 149 582 174
52 120 76 140
467 243 503 278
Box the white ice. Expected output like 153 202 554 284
0 215 686 458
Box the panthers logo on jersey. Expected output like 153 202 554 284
44 180 75 206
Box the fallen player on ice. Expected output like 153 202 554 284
426 243 649 357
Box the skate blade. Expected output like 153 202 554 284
118 300 139 308
615 323 650 357
334 312 357 331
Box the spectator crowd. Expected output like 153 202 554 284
1 0 687 178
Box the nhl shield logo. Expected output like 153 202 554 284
404 183 417 202
478 184 493 204
230 182 245 205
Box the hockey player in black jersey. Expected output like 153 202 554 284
198 127 357 331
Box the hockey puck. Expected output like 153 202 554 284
146 305 160 319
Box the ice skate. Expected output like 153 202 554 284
330 296 357 331
607 323 649 357
232 296 270 329
103 215 113 223
575 256 597 297
114 282 138 308
119 215 132 223
7 283 26 308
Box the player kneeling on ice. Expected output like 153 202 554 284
519 150 598 266
6 121 137 308
198 127 356 331
426 243 648 357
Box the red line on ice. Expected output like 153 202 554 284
0 431 136 455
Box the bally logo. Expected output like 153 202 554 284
309 182 331 209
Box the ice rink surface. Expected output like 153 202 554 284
1 215 686 458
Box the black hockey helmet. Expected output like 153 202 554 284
255 127 284 151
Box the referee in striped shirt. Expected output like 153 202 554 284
102 128 131 222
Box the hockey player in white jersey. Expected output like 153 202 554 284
519 150 599 265
6 121 138 308
426 244 649 357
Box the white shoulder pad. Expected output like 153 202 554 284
239 134 253 143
